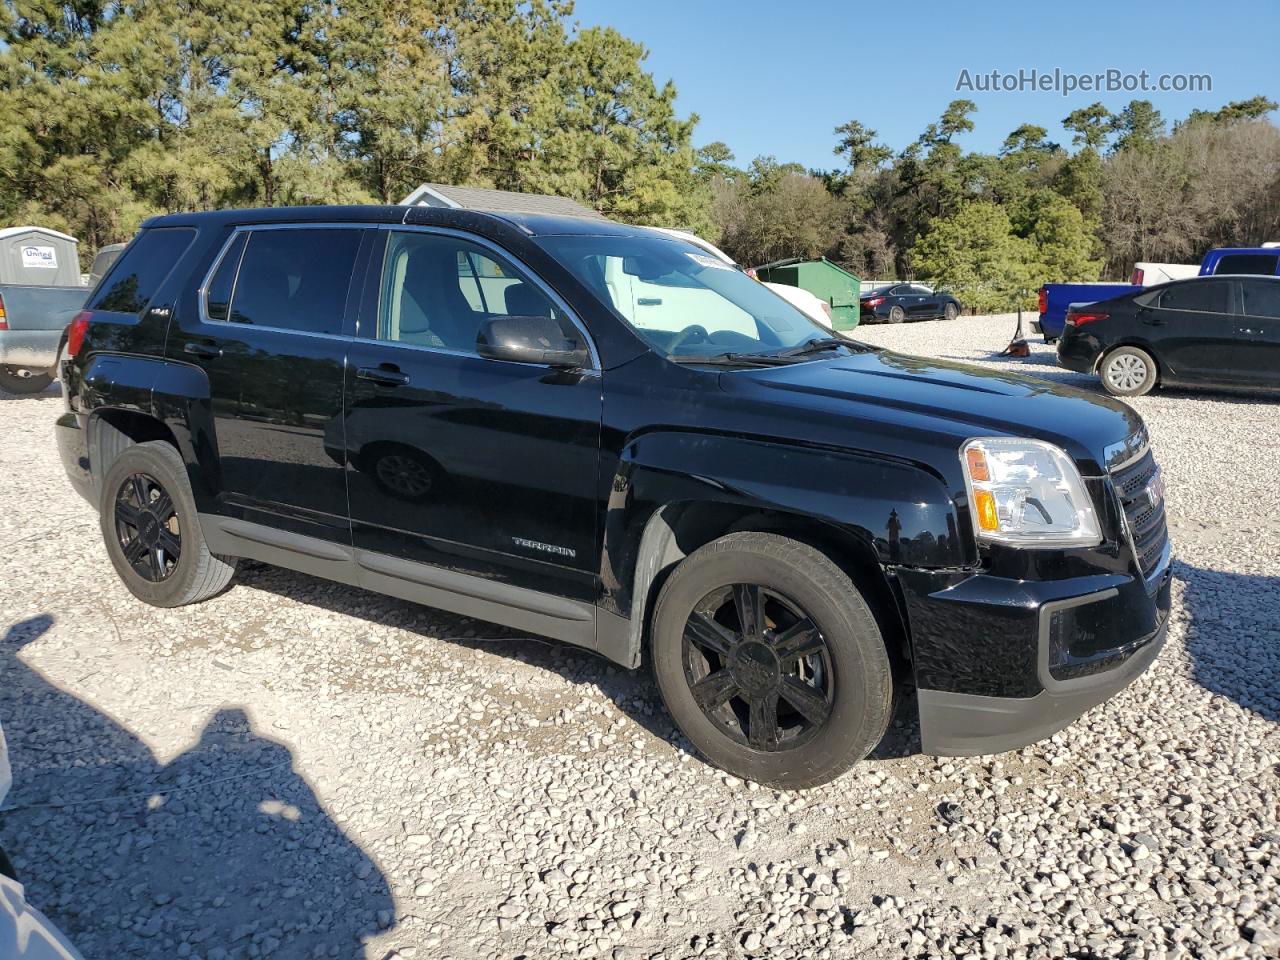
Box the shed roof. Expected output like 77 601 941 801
401 183 609 222
0 225 78 244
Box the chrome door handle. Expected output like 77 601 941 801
357 366 409 386
1240 327 1263 335
183 341 222 359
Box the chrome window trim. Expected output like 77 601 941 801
369 223 602 372
195 223 369 336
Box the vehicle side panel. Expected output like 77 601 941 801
597 429 964 621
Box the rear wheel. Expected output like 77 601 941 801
1100 346 1157 397
943 302 958 321
0 365 53 395
887 305 905 324
99 441 237 607
650 532 894 788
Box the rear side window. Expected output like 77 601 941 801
1212 253 1279 276
1241 280 1280 318
90 228 195 314
208 228 362 335
1159 281 1231 314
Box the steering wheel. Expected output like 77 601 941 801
667 324 709 353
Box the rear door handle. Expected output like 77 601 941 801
356 366 410 387
183 341 222 359
1240 327 1264 335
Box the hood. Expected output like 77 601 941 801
720 349 1144 474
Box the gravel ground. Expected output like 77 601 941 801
0 314 1277 960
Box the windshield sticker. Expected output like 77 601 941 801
686 252 734 271
21 245 58 269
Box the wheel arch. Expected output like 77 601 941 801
616 499 910 675
1094 340 1163 381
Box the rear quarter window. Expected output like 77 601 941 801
90 228 196 314
1158 281 1231 314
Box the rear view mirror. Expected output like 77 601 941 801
476 315 589 369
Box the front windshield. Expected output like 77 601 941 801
537 233 831 358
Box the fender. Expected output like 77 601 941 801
594 429 968 668
79 354 221 511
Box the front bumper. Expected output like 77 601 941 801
898 547 1172 756
0 330 60 371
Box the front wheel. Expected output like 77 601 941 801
943 302 958 321
1100 346 1157 397
650 532 894 789
0 365 53 395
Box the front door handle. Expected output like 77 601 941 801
183 341 222 359
357 365 410 387
1240 327 1264 336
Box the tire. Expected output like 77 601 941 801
0 365 53 395
1099 346 1158 397
650 532 894 789
943 302 958 321
887 305 905 324
99 441 237 607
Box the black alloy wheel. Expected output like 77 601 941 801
114 472 182 582
682 583 833 752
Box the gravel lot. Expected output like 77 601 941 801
1 314 1277 960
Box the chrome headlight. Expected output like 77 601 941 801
960 438 1102 548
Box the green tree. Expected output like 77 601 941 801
910 201 1036 312
833 119 892 174
1110 100 1165 154
1183 95 1278 126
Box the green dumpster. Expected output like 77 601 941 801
755 257 862 331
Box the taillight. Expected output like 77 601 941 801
67 310 91 357
0 292 7 330
1130 268 1144 285
1066 311 1108 328
1037 288 1047 314
863 296 885 308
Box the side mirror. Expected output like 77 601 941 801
476 315 589 369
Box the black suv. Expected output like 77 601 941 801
57 206 1171 788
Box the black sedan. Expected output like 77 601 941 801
859 283 962 323
1057 275 1280 396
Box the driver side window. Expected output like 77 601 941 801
375 232 566 354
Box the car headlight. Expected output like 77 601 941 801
960 438 1102 547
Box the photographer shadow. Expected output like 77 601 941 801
0 614 393 959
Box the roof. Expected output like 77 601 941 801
401 183 609 222
755 256 859 280
143 205 640 239
0 225 78 244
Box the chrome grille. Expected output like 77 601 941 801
1110 448 1168 576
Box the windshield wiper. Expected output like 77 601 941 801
670 352 802 367
768 337 853 358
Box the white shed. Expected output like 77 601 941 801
0 226 81 287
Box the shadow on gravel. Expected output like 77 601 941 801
235 561 925 768
234 561 684 750
0 614 394 959
1176 561 1280 724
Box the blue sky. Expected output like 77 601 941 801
571 0 1279 168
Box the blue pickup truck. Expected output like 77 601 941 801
1199 246 1280 277
1035 282 1132 342
1037 245 1280 342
